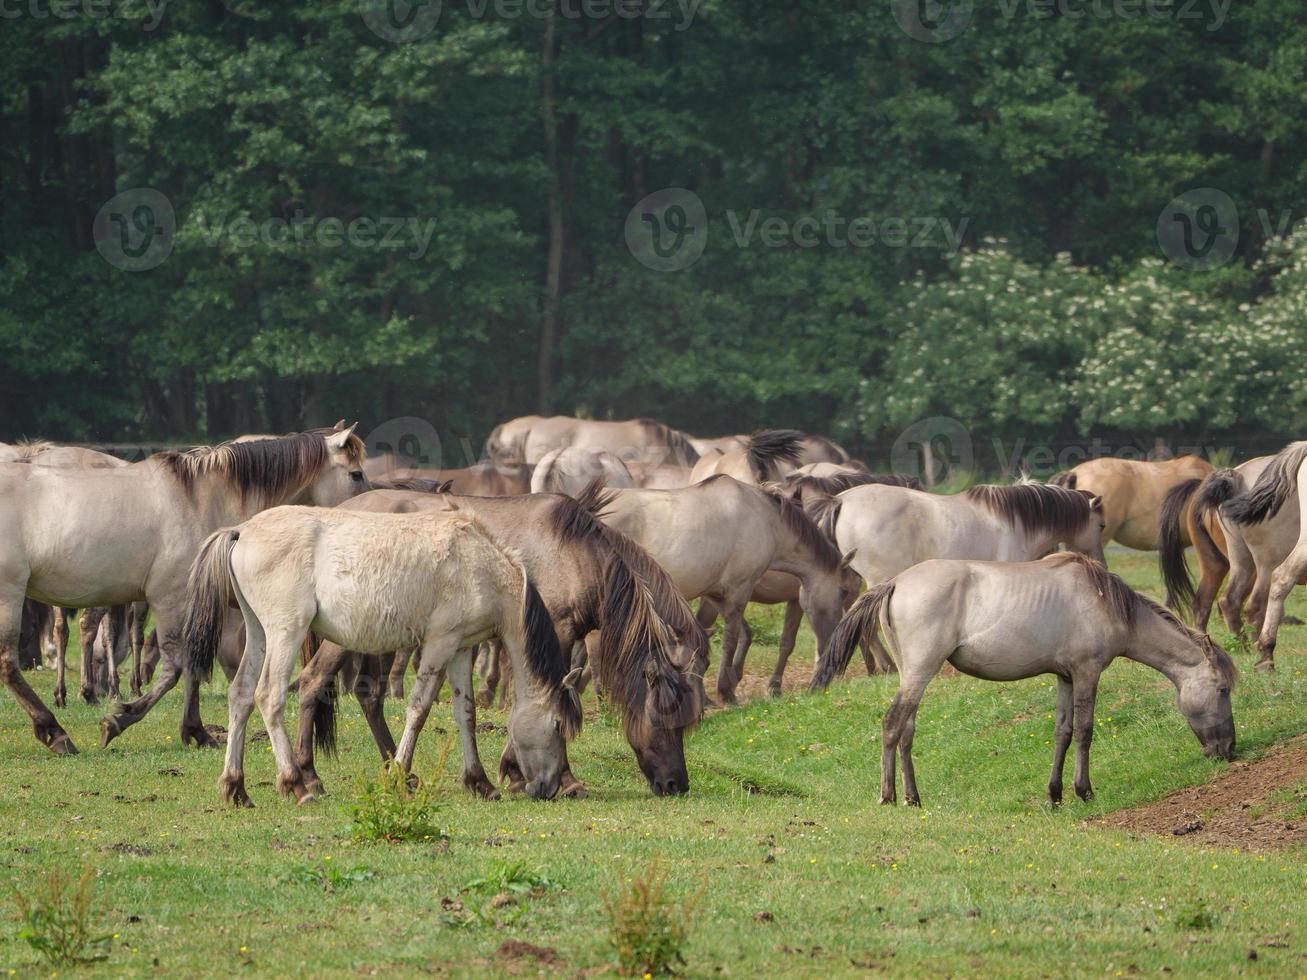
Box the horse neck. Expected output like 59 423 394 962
965 503 1062 561
183 468 313 526
1121 609 1206 689
769 522 839 591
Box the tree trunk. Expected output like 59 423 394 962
538 3 564 415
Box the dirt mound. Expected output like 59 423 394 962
1098 736 1307 851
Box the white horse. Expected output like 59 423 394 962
0 426 365 755
530 447 635 496
517 416 699 467
812 553 1237 807
183 506 581 805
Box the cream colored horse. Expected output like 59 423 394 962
530 447 634 495
595 476 854 703
182 506 580 804
1051 455 1213 549
516 416 700 467
689 429 805 485
0 426 366 755
812 553 1236 806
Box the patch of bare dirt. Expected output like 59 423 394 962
1097 736 1307 851
494 940 566 970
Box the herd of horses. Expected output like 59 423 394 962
7 416 1306 807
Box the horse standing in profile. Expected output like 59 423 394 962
0 426 366 755
183 506 580 804
1050 455 1213 550
811 553 1237 806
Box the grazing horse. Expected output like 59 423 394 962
295 485 705 797
818 481 1107 586
811 553 1237 806
183 506 582 804
530 447 634 496
517 416 700 467
0 426 366 755
1050 456 1213 550
595 476 852 703
1198 443 1307 670
689 429 805 485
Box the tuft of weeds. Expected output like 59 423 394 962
441 860 561 928
1175 900 1219 931
348 764 445 844
11 866 112 967
279 863 378 893
603 864 699 976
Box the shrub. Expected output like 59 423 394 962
11 866 112 967
603 865 698 976
348 764 444 844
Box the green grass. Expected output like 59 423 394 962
2 551 1306 976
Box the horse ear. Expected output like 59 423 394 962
840 548 857 569
562 666 585 690
325 423 358 449
1089 494 1104 512
331 419 346 430
436 480 454 493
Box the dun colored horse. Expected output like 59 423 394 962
812 553 1237 806
1051 455 1213 549
530 447 634 495
689 429 806 485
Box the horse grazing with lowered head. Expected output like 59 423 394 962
593 476 857 703
1050 455 1213 550
183 506 581 805
294 484 705 797
811 552 1237 806
0 425 367 755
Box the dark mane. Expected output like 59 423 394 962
157 429 361 504
746 429 805 481
1225 441 1307 526
371 476 444 493
634 417 700 466
964 482 1092 536
762 487 842 572
785 471 921 497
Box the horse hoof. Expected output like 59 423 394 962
475 692 494 709
295 790 317 806
1254 657 1276 673
767 683 783 698
41 730 78 756
99 715 124 748
560 777 587 799
80 691 99 707
183 728 220 750
53 691 66 709
878 795 895 805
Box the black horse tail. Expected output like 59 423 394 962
182 528 240 682
1158 477 1202 617
1225 443 1307 525
810 584 894 692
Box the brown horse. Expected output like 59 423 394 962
812 553 1237 806
1050 455 1212 550
294 485 706 797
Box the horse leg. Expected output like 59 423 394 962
1255 543 1307 670
100 601 189 748
52 607 70 708
446 646 500 800
1047 676 1073 805
714 596 749 704
140 628 159 684
103 605 130 702
476 641 502 708
78 607 104 705
0 590 77 754
292 639 354 796
255 623 316 804
129 602 147 697
892 680 929 807
219 598 265 808
358 653 397 762
1219 532 1255 636
388 648 411 700
1071 673 1100 801
763 603 799 695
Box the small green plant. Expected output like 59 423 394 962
280 863 378 893
11 866 112 967
603 865 698 976
1174 900 1219 931
348 764 444 844
440 859 562 928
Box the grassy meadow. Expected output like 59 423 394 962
2 550 1306 977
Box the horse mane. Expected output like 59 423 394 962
371 476 444 493
546 489 704 736
786 471 921 497
746 429 805 481
1224 441 1307 525
15 438 55 458
964 482 1092 536
634 418 700 465
157 429 364 504
1045 552 1238 688
761 486 842 572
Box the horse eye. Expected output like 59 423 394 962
1219 687 1229 696
553 719 562 733
350 470 364 482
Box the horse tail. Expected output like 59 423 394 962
1193 467 1241 525
313 670 340 759
1158 477 1202 617
1225 442 1307 525
746 429 806 482
182 528 240 682
1048 469 1077 489
810 583 894 692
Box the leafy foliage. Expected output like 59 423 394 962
347 764 445 844
11 866 112 967
603 865 699 976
